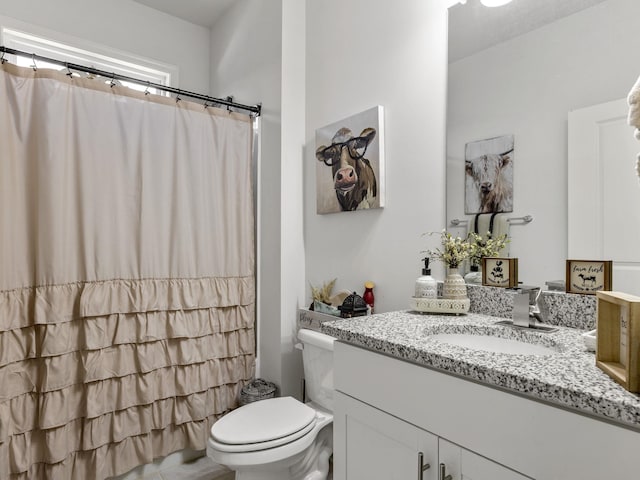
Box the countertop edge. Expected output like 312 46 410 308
320 314 640 431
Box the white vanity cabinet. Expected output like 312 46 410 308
335 390 528 480
332 341 640 480
335 391 438 479
438 438 529 480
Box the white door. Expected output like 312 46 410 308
439 438 531 480
568 98 640 296
333 391 437 480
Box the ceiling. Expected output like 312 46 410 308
448 0 608 62
133 0 235 28
132 0 608 59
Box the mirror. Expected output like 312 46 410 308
446 0 640 293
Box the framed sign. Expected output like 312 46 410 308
596 291 640 392
482 257 518 288
566 260 612 295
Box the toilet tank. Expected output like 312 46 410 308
297 329 335 411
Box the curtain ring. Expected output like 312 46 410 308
1 50 6 65
110 73 117 88
144 81 150 95
176 89 182 103
31 53 37 71
65 62 73 77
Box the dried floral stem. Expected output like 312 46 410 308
468 232 509 267
423 230 472 269
310 278 337 304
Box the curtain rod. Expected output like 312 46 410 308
0 46 261 117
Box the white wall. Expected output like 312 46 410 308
305 0 449 313
209 0 284 392
210 0 450 397
447 0 640 288
0 0 210 92
0 0 451 399
280 0 306 398
210 0 307 398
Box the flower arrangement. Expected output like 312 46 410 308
468 232 509 268
309 278 342 316
424 230 472 269
310 278 337 305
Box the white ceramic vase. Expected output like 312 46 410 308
443 267 468 299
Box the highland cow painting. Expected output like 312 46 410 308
465 135 514 214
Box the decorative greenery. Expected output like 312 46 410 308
468 232 509 267
424 230 472 269
310 278 337 304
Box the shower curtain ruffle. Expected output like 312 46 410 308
2 416 228 480
0 62 256 479
0 278 254 356
0 277 255 479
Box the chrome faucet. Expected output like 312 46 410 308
507 286 557 332
513 288 537 328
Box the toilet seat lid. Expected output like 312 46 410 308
211 396 316 445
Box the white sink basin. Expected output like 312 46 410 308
429 333 560 356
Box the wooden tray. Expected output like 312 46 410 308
409 296 469 315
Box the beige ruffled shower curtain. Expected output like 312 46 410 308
0 63 255 479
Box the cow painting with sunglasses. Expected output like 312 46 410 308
315 127 378 211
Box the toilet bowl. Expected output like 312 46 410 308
207 329 335 480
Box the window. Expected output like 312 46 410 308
1 28 176 95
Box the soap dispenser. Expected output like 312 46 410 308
415 258 437 298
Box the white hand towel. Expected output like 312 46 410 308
627 75 640 128
627 76 640 181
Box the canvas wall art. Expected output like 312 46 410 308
315 106 385 214
464 134 514 214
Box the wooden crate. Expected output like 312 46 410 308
482 257 518 288
566 260 612 295
596 291 640 392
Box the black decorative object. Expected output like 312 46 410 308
338 292 368 318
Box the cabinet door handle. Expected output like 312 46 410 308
418 452 431 480
439 463 453 480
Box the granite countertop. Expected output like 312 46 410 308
320 310 640 430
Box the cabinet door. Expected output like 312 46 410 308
439 438 531 480
334 391 437 480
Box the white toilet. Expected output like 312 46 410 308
207 328 335 480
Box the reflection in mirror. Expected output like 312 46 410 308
446 0 640 294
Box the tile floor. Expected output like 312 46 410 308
108 453 234 480
139 456 234 480
112 452 333 479
153 455 333 480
